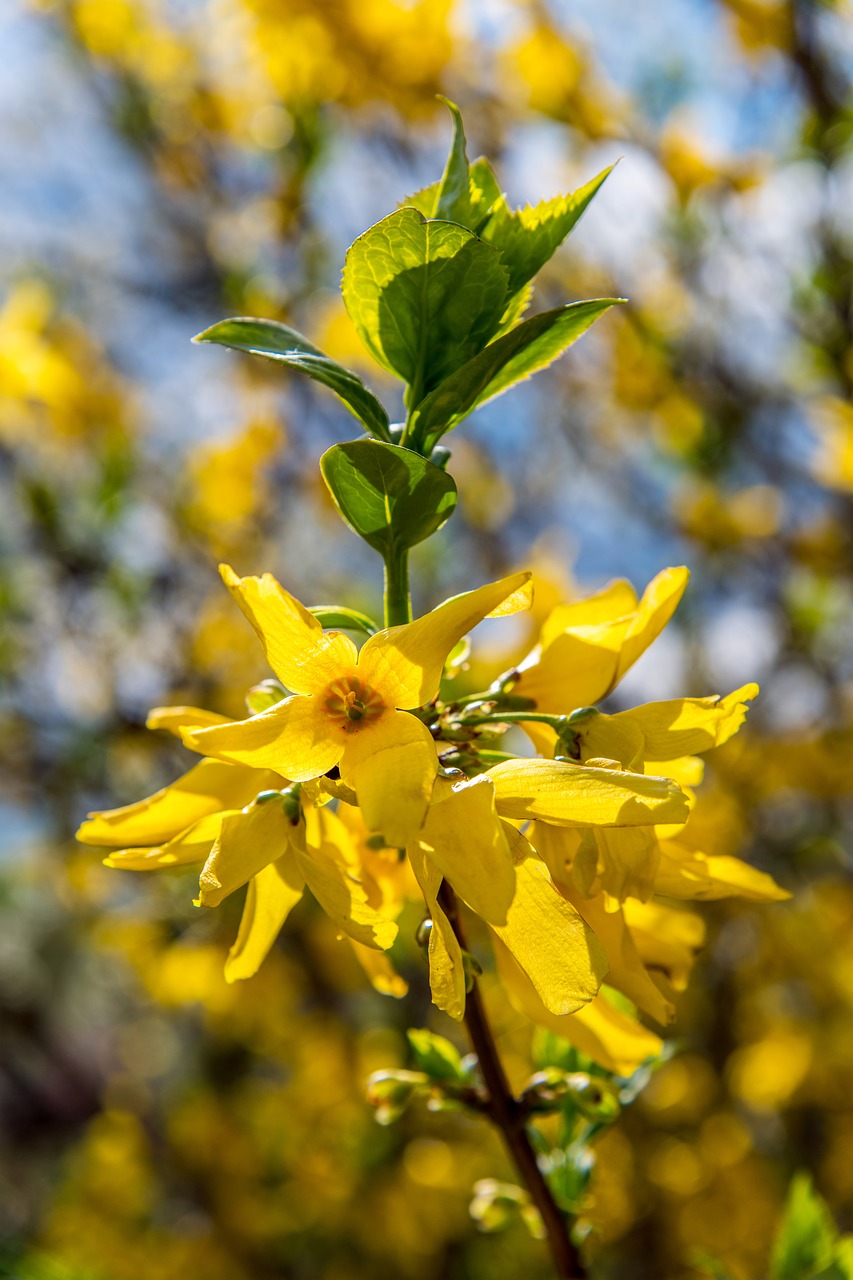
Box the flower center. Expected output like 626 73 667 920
324 675 385 733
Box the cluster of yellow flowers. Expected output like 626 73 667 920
77 563 787 1074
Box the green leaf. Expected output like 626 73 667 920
341 208 510 407
433 97 474 225
771 1174 838 1280
308 605 379 636
193 317 391 441
407 1028 465 1082
399 156 501 230
481 165 616 297
410 298 622 445
468 156 504 231
319 440 457 555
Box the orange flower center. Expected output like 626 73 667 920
324 674 385 733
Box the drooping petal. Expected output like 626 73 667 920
198 797 296 907
220 563 358 695
77 759 270 848
295 808 398 950
488 825 607 1015
622 899 705 991
146 706 231 736
558 881 674 1024
593 826 661 902
655 843 791 902
340 711 438 847
608 565 689 692
414 776 515 925
489 758 689 827
493 938 663 1075
358 571 532 709
104 811 230 869
224 854 305 983
349 940 409 997
181 696 344 781
407 842 466 1020
606 684 759 761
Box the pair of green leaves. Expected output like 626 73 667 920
320 439 456 561
194 100 620 458
341 100 620 448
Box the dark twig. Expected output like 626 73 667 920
437 881 588 1279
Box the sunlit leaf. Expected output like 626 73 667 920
193 317 391 441
410 299 622 445
320 439 456 554
481 165 616 296
407 1028 466 1082
342 208 509 406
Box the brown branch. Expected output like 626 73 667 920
437 882 588 1280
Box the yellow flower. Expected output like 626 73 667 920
570 684 760 771
510 566 689 715
76 759 397 983
407 789 609 1023
179 565 532 846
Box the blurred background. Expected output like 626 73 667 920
2 0 853 1276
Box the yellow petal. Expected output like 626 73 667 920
220 563 358 695
407 842 466 1020
558 882 674 1024
146 706 231 735
648 756 705 788
609 566 689 691
104 811 229 869
198 797 296 907
622 900 705 991
512 622 626 714
77 759 270 848
494 938 663 1074
414 776 515 925
225 854 305 982
349 940 409 997
295 808 398 950
539 578 638 645
656 843 790 902
181 696 343 781
578 715 646 770
593 826 661 902
489 758 689 827
359 571 532 709
488 828 607 1016
340 711 437 848
608 684 759 761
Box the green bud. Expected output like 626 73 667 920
568 705 600 725
519 1067 574 1114
280 786 302 824
246 679 287 715
366 1069 428 1125
430 445 451 470
470 1179 542 1237
565 1072 621 1122
416 917 433 954
462 950 483 992
254 789 284 805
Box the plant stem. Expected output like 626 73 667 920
383 545 412 627
437 882 588 1280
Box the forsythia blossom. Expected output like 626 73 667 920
77 563 787 1073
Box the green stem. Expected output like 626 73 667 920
383 545 412 627
458 711 571 730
